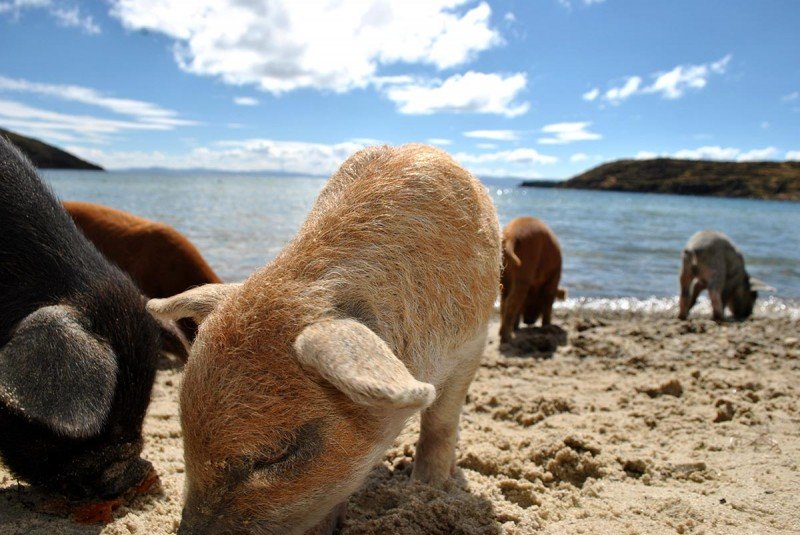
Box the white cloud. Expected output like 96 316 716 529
558 0 606 8
637 146 779 162
673 146 741 160
582 88 599 101
0 0 100 34
603 76 641 104
570 152 588 162
233 97 259 106
0 77 197 143
782 91 799 102
644 55 731 99
476 142 497 149
65 139 558 179
51 5 100 34
538 121 601 144
463 129 519 141
0 99 186 143
426 138 452 146
0 76 195 128
384 71 529 117
736 147 777 162
67 138 370 173
594 55 731 104
455 148 558 165
109 0 501 95
786 150 800 161
453 147 558 178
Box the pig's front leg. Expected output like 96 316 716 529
412 337 484 484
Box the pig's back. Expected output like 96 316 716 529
287 144 501 370
0 139 110 341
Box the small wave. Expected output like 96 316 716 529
553 295 800 319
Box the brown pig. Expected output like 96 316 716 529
500 216 562 343
147 144 502 534
64 201 221 359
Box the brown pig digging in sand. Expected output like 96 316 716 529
148 144 502 534
499 216 563 344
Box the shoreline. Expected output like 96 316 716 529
1 309 798 534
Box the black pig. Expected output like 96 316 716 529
0 137 160 500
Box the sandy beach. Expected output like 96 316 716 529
1 308 798 534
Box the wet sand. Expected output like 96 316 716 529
1 309 798 534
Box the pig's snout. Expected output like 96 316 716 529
95 457 153 499
305 502 347 535
178 501 347 535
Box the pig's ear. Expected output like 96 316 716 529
294 319 436 410
749 277 776 292
147 283 242 324
503 238 521 267
0 305 116 439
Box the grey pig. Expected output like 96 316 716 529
678 230 773 321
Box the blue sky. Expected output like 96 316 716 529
1 0 798 178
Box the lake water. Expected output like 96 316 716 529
42 171 800 314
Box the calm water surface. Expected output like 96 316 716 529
42 171 800 307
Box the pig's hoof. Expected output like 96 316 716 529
410 463 451 486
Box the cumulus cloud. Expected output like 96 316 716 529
786 150 800 161
570 152 588 162
0 76 197 143
673 146 740 160
456 148 557 165
635 146 779 162
384 71 528 117
67 138 369 173
593 55 731 104
453 147 558 178
65 138 558 179
463 129 519 141
0 0 100 34
538 121 601 144
736 147 778 161
109 0 502 95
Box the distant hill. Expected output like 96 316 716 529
522 158 800 201
0 128 103 170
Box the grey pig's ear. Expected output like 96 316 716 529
0 306 116 439
749 277 776 292
294 319 436 410
147 283 242 325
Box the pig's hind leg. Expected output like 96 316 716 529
678 252 696 320
499 279 528 343
412 332 486 485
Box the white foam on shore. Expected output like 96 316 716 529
493 295 800 320
553 295 800 320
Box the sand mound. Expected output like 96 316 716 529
1 310 799 534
